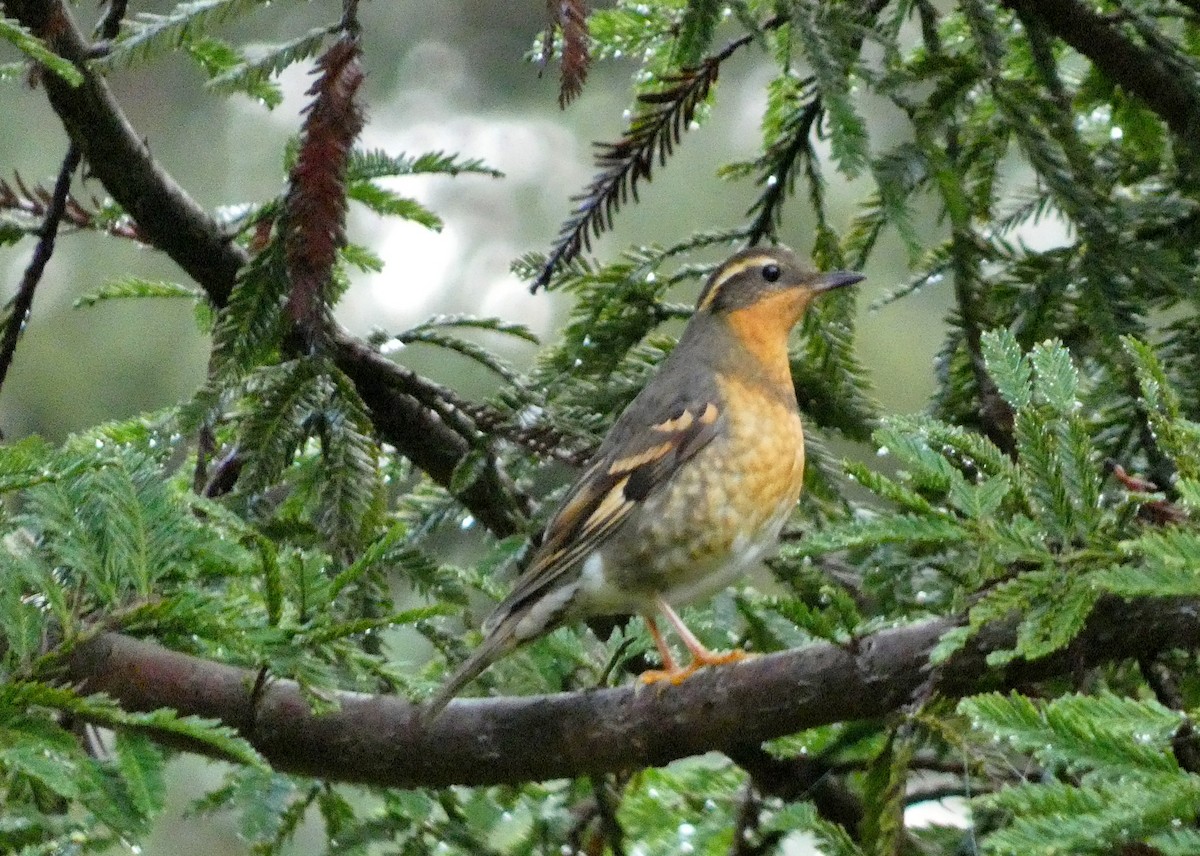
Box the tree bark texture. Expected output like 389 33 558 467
64 596 1200 788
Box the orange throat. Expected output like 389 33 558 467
723 289 810 389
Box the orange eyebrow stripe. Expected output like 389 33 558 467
608 442 674 475
698 255 779 311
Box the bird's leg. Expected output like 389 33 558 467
639 597 746 685
659 597 748 668
640 614 681 675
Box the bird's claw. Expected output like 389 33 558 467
639 649 749 685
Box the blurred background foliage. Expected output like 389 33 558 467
6 0 1200 855
0 0 950 443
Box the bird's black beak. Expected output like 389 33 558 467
812 270 865 293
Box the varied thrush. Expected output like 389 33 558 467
426 246 863 715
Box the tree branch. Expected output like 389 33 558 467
0 0 528 539
0 145 80 396
62 595 1200 788
2 0 245 303
332 334 530 536
1002 0 1200 140
727 743 863 833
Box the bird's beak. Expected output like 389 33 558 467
812 270 865 293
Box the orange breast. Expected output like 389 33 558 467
612 371 805 596
706 372 806 529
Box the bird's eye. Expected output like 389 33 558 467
761 263 781 282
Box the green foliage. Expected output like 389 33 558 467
209 239 291 381
959 693 1200 855
0 16 83 86
95 0 270 69
0 433 270 848
618 762 745 854
0 417 465 848
347 149 504 181
74 277 204 308
792 2 869 177
764 802 865 856
9 0 1200 853
197 26 332 108
802 330 1200 854
673 0 722 67
346 180 443 230
1124 335 1200 480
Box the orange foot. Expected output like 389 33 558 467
639 649 749 685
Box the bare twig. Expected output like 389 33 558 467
0 174 141 240
729 782 782 856
0 145 81 397
95 0 127 41
727 743 863 833
590 776 626 856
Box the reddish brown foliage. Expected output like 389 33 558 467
1112 464 1189 526
546 0 591 109
284 35 365 342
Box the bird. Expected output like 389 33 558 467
424 246 863 716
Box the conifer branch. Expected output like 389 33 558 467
533 62 722 290
1 0 529 539
1002 0 1200 141
332 334 532 536
532 24 778 290
745 0 888 246
464 402 593 467
60 595 1200 788
745 97 821 246
1 0 245 302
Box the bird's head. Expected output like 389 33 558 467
693 246 863 328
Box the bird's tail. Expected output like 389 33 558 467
420 627 515 723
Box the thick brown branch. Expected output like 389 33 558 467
1 0 245 303
1002 0 1200 140
0 0 527 538
332 334 530 537
63 596 1200 788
